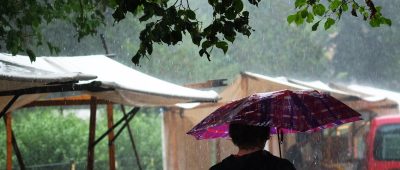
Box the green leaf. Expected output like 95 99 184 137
384 18 392 26
132 53 141 65
26 49 36 62
171 31 183 44
376 6 382 12
295 0 307 8
306 13 314 23
190 32 202 46
242 11 249 17
222 0 234 6
295 14 304 25
139 5 154 22
359 6 365 13
202 40 213 49
287 14 297 24
226 8 237 20
362 12 369 21
369 18 380 27
330 0 341 10
216 41 229 54
199 49 206 56
139 13 153 22
312 21 320 31
233 0 244 13
352 3 359 10
342 3 348 12
147 44 153 54
225 35 235 42
178 10 185 17
208 0 218 6
313 4 326 16
108 0 118 7
301 9 308 18
248 0 261 6
199 49 211 60
186 10 196 20
112 7 126 22
324 18 335 30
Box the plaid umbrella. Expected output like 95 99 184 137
187 89 362 140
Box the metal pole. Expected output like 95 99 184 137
100 34 110 54
87 97 97 170
120 105 143 170
277 128 283 158
11 131 26 170
93 107 139 147
108 111 137 144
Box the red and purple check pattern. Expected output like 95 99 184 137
187 89 362 140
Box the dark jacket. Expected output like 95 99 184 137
210 150 296 170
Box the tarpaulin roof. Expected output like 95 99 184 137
329 83 400 110
163 71 400 170
0 53 219 111
0 55 97 91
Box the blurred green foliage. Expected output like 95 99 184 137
0 107 162 169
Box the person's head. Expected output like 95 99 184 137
229 123 270 150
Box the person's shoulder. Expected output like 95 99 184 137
209 163 222 170
209 155 234 170
278 158 296 170
263 151 296 170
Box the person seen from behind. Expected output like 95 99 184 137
210 123 296 170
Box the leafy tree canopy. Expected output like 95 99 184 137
0 0 391 65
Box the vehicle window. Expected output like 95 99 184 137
374 124 400 160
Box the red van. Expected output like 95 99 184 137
366 114 400 170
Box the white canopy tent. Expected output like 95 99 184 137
0 53 219 112
287 78 399 115
0 53 220 170
329 83 400 111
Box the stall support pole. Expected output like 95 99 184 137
107 103 116 170
121 105 142 170
216 139 221 162
6 112 12 170
3 114 25 170
87 97 97 170
0 95 19 120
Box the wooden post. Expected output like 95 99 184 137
6 112 12 170
70 160 76 170
3 114 25 169
87 97 97 170
107 103 116 170
216 139 221 162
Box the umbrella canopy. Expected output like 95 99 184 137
187 89 362 140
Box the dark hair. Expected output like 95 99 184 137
229 123 270 150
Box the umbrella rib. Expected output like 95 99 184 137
288 97 295 131
290 93 321 130
317 94 340 124
260 98 270 127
